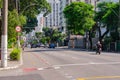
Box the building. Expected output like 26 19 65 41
41 0 118 33
36 14 44 32
44 0 60 30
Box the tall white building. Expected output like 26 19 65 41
44 0 60 29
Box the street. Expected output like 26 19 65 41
0 47 120 80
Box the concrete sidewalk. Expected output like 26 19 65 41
0 49 23 70
0 60 22 70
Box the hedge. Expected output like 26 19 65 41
10 48 21 60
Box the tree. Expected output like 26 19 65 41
19 0 51 17
35 32 42 42
95 2 119 42
42 27 66 44
19 0 51 33
0 0 2 8
8 0 51 34
63 2 95 35
8 9 26 47
0 0 51 47
23 17 38 33
8 0 51 16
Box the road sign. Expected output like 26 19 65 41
16 26 21 32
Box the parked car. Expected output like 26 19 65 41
36 43 41 47
31 44 37 48
49 43 55 48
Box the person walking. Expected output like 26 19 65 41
96 41 102 54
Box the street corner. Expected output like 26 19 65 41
0 61 22 71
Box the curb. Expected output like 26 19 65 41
0 63 22 71
0 51 23 71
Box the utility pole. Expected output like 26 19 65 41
1 0 8 67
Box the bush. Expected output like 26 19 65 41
10 48 21 60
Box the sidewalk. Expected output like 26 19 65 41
0 49 23 70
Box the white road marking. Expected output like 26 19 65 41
66 75 73 78
71 57 79 60
54 66 61 69
53 61 120 67
37 68 44 71
89 62 96 64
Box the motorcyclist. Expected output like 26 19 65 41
96 41 102 54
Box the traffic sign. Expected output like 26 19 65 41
16 26 21 32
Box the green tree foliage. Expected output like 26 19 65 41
19 0 51 33
19 0 51 17
0 0 2 8
35 32 42 39
42 27 66 43
0 0 51 48
23 17 38 33
95 2 119 42
8 0 51 34
63 2 95 35
8 0 51 16
8 9 26 44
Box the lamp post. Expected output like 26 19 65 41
1 0 8 68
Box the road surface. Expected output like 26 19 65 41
0 47 120 80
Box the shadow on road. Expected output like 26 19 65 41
0 74 44 80
24 48 69 53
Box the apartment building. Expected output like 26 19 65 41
44 0 60 29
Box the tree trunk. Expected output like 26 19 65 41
101 29 109 41
0 19 2 48
89 31 92 50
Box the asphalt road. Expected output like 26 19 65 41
0 47 120 80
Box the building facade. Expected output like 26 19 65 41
44 0 60 29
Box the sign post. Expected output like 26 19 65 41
16 26 21 48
